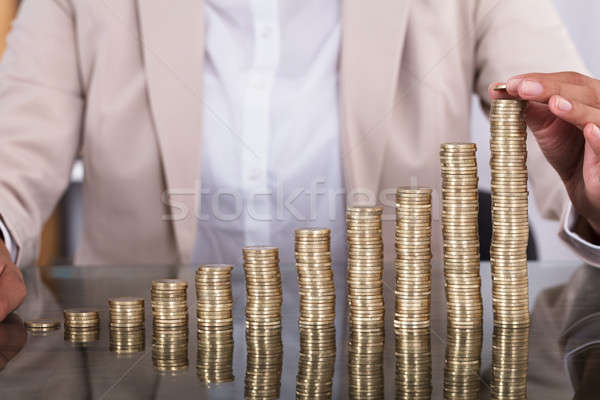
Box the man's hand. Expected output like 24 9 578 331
489 72 600 234
0 241 25 322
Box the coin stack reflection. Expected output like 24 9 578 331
296 325 336 399
491 326 529 400
490 97 530 399
295 228 336 399
394 187 432 399
64 308 100 343
109 297 145 353
196 265 234 383
151 279 188 372
444 326 482 400
346 206 385 399
243 247 283 399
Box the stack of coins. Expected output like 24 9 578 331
196 265 234 383
64 309 100 343
440 143 482 329
245 326 283 399
109 297 145 354
443 326 482 400
243 247 283 398
489 93 530 399
489 97 530 327
151 279 188 372
24 319 61 336
394 187 432 399
490 326 529 400
296 326 336 399
295 228 335 328
295 228 336 399
346 206 385 399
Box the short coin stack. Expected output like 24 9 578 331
394 187 432 399
64 309 100 343
346 206 385 399
109 297 145 354
151 279 188 372
440 143 483 329
296 326 336 399
295 228 335 328
490 326 529 400
295 228 336 399
243 247 283 399
24 319 61 335
196 265 234 383
489 97 530 327
444 326 483 400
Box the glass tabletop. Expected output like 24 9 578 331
0 261 598 399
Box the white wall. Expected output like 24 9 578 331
470 0 600 261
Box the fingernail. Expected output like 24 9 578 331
591 124 600 138
520 80 544 96
555 96 572 112
507 78 522 93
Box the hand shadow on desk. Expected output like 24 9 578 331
0 313 26 371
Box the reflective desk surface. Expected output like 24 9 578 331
1 261 599 399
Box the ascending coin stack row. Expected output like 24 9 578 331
394 187 433 399
489 97 530 400
196 265 234 384
109 297 145 354
64 308 100 343
346 206 385 399
151 279 189 372
243 247 283 399
295 228 336 399
440 143 483 399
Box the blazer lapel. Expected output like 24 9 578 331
340 0 413 196
137 0 205 264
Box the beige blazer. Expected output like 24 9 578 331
0 0 587 266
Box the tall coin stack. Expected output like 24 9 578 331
394 187 432 399
346 206 385 399
196 265 234 384
151 279 189 372
295 228 336 399
489 97 530 327
243 247 283 399
489 94 530 399
444 326 482 400
440 143 483 399
64 308 100 344
295 228 335 328
440 143 482 328
109 297 145 354
296 325 336 399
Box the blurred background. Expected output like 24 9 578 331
0 0 596 265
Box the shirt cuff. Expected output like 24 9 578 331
0 218 18 263
561 203 600 259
